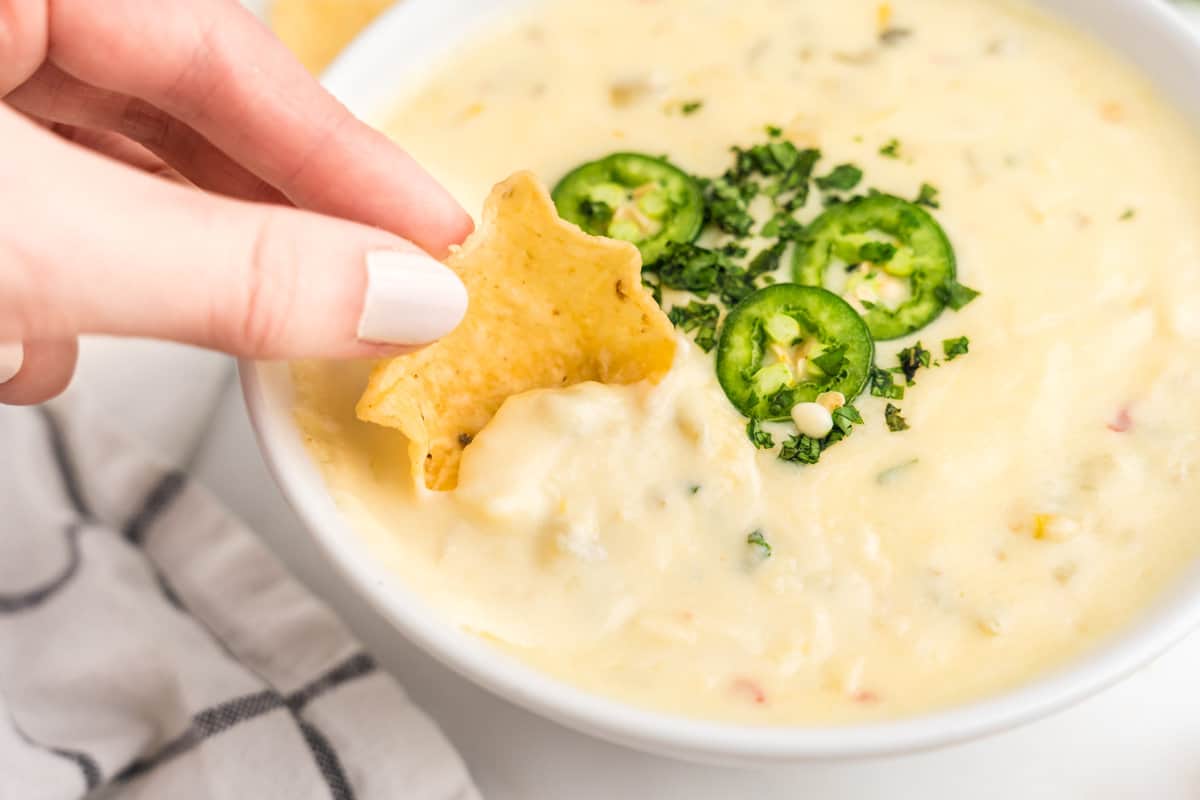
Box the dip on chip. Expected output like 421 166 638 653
356 171 677 491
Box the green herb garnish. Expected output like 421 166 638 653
746 418 775 449
936 279 981 310
914 182 941 208
943 336 970 361
761 211 805 240
778 404 862 464
816 163 864 191
667 300 721 352
880 138 902 158
858 241 897 263
765 124 783 137
811 345 848 377
895 342 931 385
869 365 905 399
825 404 863 446
747 530 772 560
1120 207 1137 221
688 483 702 495
885 403 910 431
778 433 823 464
681 100 704 115
700 176 756 236
747 240 787 277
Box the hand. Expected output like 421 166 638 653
0 0 474 405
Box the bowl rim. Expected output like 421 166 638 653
242 0 1200 763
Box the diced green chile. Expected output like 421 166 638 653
552 153 704 265
716 284 873 420
793 193 956 340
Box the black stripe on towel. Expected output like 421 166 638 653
39 407 92 519
121 471 190 609
50 745 103 791
286 653 376 711
116 653 376 794
0 523 83 613
117 690 284 781
295 718 355 800
123 471 187 545
8 711 102 791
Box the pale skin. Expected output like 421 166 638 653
0 0 474 405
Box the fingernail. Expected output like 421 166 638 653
358 250 468 345
0 343 24 384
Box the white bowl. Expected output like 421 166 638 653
242 0 1200 765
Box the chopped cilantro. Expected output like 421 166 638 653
858 241 897 263
688 483 702 495
779 404 862 464
681 99 704 115
895 342 931 385
765 387 796 420
667 301 721 352
869 365 905 399
943 336 970 360
642 274 663 306
936 279 981 310
765 124 783 137
761 211 806 240
719 241 749 259
914 182 941 208
885 403 910 432
747 530 772 559
1120 207 1137 221
700 175 756 237
653 242 723 294
825 404 863 447
747 240 787 278
880 138 902 158
746 418 775 449
650 242 765 307
717 264 758 306
816 163 864 191
811 345 847 377
778 433 823 465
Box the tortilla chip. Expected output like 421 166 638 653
270 0 395 73
356 171 677 491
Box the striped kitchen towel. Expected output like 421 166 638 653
0 399 480 800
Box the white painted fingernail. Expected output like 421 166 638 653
0 343 24 384
357 250 468 345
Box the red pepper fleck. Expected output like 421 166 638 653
731 677 767 705
1107 407 1133 433
852 690 880 704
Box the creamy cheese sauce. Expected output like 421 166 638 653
293 0 1200 722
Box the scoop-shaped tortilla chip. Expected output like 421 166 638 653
356 171 677 491
271 0 394 73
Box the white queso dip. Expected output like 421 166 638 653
293 0 1200 723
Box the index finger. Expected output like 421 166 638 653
44 0 472 256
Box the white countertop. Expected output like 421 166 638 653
73 334 1200 799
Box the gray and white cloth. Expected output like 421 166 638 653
0 390 480 800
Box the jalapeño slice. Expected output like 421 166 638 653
716 284 873 421
552 152 704 266
793 193 955 340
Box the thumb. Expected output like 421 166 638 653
2 111 469 360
